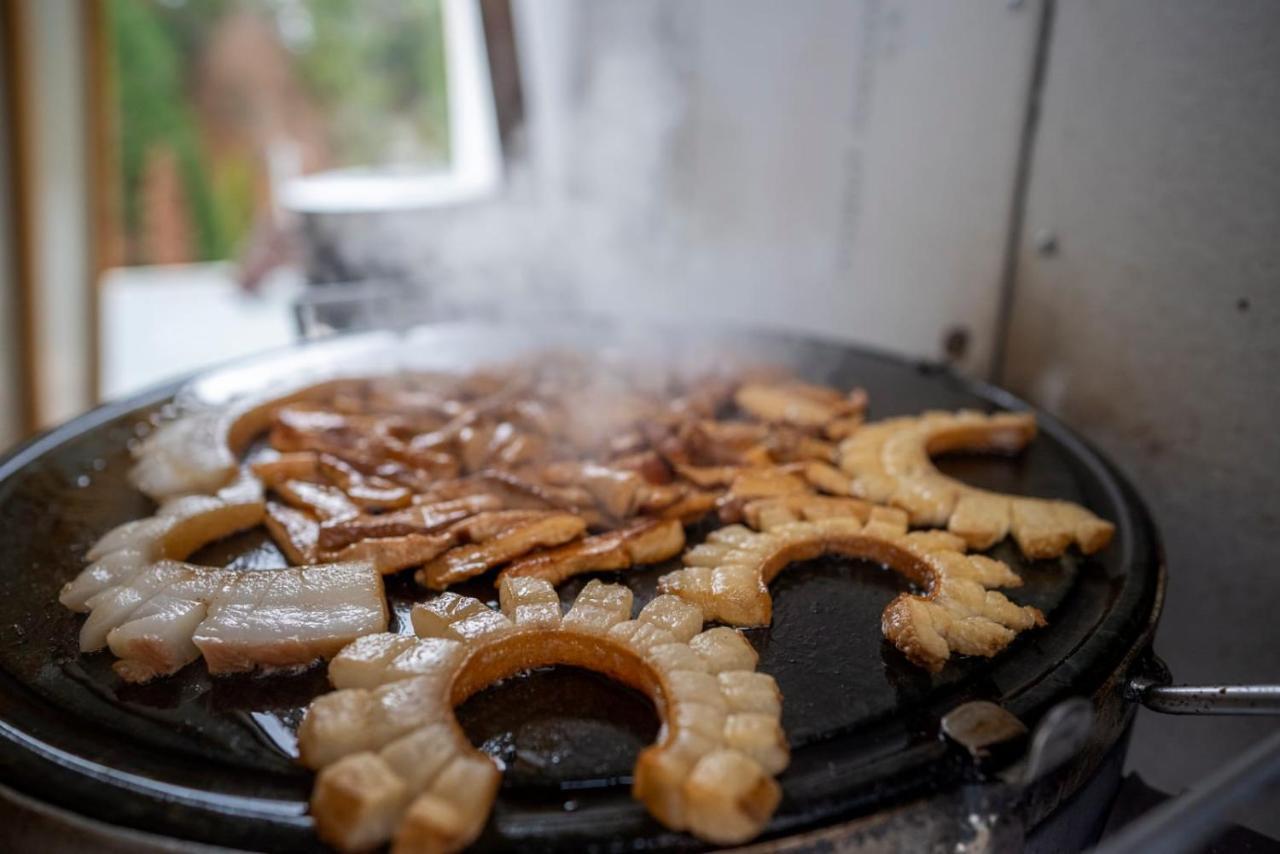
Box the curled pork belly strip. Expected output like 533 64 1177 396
838 410 1114 557
740 493 877 530
60 470 387 682
299 578 787 851
658 510 1044 672
129 379 362 501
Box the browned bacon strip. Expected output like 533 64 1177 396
264 500 320 564
498 519 685 586
316 494 503 552
416 513 588 590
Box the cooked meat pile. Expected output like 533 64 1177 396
58 353 1124 849
68 355 1118 689
245 360 870 591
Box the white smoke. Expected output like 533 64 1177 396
370 10 694 326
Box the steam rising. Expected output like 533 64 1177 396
372 36 692 325
301 3 863 374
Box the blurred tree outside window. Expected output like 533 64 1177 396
104 0 450 268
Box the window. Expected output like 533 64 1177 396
93 0 500 399
103 0 454 267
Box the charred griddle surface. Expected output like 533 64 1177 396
0 330 1159 851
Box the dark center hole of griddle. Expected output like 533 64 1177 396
753 554 917 745
455 665 659 792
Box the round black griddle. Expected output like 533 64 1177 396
0 324 1162 851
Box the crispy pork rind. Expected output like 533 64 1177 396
299 579 786 850
659 511 1044 672
838 410 1114 557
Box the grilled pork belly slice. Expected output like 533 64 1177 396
129 410 239 500
328 635 464 691
65 468 387 682
839 410 1114 557
107 594 209 683
681 749 782 844
659 513 1043 671
269 407 397 468
762 427 837 464
716 466 809 524
61 471 264 612
273 479 360 522
476 470 596 513
609 450 673 485
193 563 388 675
264 501 320 564
130 379 359 501
498 519 685 586
415 512 588 590
301 579 787 850
540 461 644 517
80 560 223 652
560 579 634 635
251 451 322 487
726 467 809 502
294 509 535 585
316 495 501 552
740 493 875 531
61 543 163 615
393 758 502 854
286 505 558 578
84 559 387 682
316 454 413 510
328 533 456 575
411 593 515 643
445 509 553 542
689 628 759 674
734 380 867 437
652 489 718 525
802 460 854 495
673 463 740 489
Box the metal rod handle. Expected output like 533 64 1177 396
1132 681 1280 715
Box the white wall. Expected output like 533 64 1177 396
1004 0 1280 836
503 0 1043 374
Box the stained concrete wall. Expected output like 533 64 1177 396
1003 0 1280 835
513 0 1041 374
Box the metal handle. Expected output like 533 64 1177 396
1129 679 1280 715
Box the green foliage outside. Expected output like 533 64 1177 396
108 0 450 264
